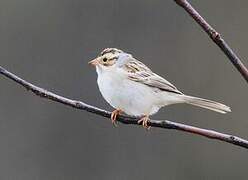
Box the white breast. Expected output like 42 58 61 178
96 66 162 116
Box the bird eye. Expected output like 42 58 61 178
102 57 107 62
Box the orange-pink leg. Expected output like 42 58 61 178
138 115 151 130
111 109 122 126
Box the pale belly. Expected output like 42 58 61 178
97 72 161 116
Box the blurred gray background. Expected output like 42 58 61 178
0 0 247 179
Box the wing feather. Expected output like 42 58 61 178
123 59 183 94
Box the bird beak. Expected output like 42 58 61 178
88 57 100 66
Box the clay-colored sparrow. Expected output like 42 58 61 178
89 48 231 129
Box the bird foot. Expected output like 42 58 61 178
110 109 122 127
138 115 151 130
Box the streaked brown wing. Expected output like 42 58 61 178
125 60 183 94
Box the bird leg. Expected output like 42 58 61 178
110 109 122 126
138 115 151 130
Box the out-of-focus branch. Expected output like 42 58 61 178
0 65 248 149
174 0 248 83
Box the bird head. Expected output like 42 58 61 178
88 48 132 72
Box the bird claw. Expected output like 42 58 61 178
138 116 151 130
110 109 122 127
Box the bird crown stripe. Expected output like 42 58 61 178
100 48 123 55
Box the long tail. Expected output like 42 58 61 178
182 95 231 114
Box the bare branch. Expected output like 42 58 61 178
174 0 248 83
0 65 247 149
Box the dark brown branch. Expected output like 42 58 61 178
174 0 248 83
0 65 248 149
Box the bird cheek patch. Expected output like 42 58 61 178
104 59 116 67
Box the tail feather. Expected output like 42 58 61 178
182 95 231 114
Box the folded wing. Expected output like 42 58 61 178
123 59 183 95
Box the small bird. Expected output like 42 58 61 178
89 48 231 129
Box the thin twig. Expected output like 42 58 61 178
0 66 247 149
174 0 248 83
